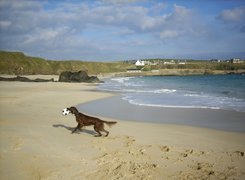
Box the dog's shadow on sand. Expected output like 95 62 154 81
52 124 97 135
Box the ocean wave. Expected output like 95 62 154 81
184 93 209 98
100 86 177 94
119 88 177 94
124 98 221 110
99 76 245 112
111 77 135 83
154 89 177 93
121 93 245 112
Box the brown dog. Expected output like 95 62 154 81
64 106 117 137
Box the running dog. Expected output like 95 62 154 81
62 106 117 137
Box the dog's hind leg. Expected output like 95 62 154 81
104 130 109 137
99 124 109 137
101 128 109 137
94 125 102 137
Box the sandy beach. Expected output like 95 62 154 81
0 76 245 179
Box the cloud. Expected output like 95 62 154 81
0 0 204 60
217 6 245 33
0 0 42 11
0 20 11 28
157 5 204 40
159 30 183 39
0 0 244 60
0 1 196 37
23 26 71 44
99 0 142 5
167 4 192 22
218 7 245 22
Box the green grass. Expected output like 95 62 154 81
0 51 244 75
148 62 245 71
0 51 132 75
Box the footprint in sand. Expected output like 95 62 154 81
124 136 136 146
87 160 159 179
159 145 171 152
128 147 147 156
195 162 214 170
177 162 215 179
180 149 194 158
229 151 244 157
224 150 245 162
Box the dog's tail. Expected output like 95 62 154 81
103 121 117 127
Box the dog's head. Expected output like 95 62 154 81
62 106 79 116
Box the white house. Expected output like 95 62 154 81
230 58 241 63
178 60 186 64
164 60 175 65
135 59 145 66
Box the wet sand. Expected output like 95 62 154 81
78 96 245 132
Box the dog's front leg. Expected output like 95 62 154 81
72 124 80 134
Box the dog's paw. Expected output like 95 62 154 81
94 134 102 137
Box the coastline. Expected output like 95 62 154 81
78 95 245 132
97 69 245 79
0 76 245 179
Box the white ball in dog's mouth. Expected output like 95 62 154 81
62 108 70 115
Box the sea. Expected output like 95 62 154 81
98 74 245 112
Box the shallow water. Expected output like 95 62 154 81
78 96 245 132
98 75 245 112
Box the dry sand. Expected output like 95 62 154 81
0 76 244 180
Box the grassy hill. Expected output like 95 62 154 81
0 51 244 75
0 51 132 75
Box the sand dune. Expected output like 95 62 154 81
0 76 244 179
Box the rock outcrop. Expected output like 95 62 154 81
0 76 54 82
58 71 102 83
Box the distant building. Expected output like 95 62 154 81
178 60 186 64
135 59 145 66
230 58 241 63
164 60 175 65
144 61 157 65
210 59 221 63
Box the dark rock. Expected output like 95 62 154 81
58 70 102 83
32 78 55 82
0 76 54 82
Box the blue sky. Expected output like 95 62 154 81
0 0 244 61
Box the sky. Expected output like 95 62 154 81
0 0 244 61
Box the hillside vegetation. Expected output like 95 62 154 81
0 51 244 75
0 51 132 75
142 61 245 72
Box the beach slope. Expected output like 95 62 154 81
0 77 244 179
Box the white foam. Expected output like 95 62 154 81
111 77 134 83
125 99 221 110
99 76 245 112
119 88 177 94
154 89 177 93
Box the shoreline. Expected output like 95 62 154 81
97 69 245 79
78 95 245 133
0 76 245 179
